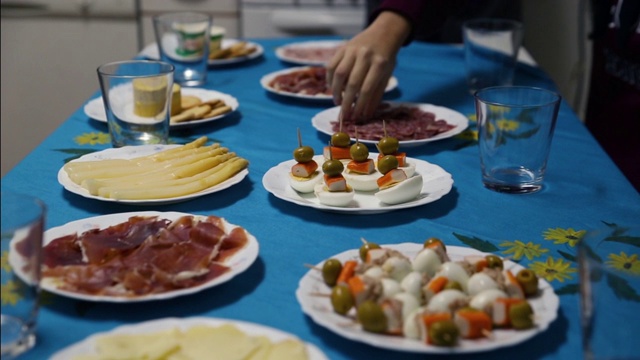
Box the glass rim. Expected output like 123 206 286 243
97 60 175 78
474 86 561 108
1 190 46 233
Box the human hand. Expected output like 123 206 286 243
326 11 411 120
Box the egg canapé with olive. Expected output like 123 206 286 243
289 132 322 193
313 156 355 207
343 139 379 191
374 135 423 205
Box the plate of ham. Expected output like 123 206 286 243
296 243 560 354
312 102 469 147
275 40 345 65
260 66 398 101
36 211 259 302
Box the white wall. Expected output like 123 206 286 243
1 16 138 177
522 0 592 120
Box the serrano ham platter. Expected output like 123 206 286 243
260 66 398 101
32 211 259 302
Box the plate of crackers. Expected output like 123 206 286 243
140 39 264 66
84 87 239 130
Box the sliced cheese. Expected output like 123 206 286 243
133 76 168 117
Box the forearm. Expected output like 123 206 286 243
369 0 427 44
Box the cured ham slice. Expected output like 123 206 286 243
42 215 249 297
268 67 331 95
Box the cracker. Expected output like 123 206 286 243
204 105 232 118
181 95 202 110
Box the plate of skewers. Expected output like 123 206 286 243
296 240 560 353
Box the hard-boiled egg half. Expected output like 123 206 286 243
289 171 322 193
343 170 380 191
374 174 423 205
313 183 354 207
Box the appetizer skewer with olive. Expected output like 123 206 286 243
289 128 322 193
313 143 354 207
343 130 379 191
324 115 352 161
373 124 423 204
314 238 541 347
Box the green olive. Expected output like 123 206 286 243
322 159 344 176
350 142 369 162
359 242 381 262
356 300 387 333
322 258 342 287
331 132 351 147
377 136 399 155
377 155 398 175
293 146 314 163
423 237 445 250
485 255 504 269
509 301 534 329
444 280 463 291
331 285 355 315
516 269 539 296
428 319 459 346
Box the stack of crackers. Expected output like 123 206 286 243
209 41 257 60
170 95 232 124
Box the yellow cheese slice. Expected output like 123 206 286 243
177 324 262 360
265 339 308 360
170 83 182 116
93 328 180 359
132 76 168 117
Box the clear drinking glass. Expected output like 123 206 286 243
97 60 174 147
153 12 212 87
475 86 561 193
1 191 46 359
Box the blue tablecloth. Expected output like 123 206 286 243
2 37 639 360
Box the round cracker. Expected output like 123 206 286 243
181 95 202 110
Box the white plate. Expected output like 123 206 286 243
40 211 259 303
262 155 453 214
260 66 398 101
296 244 560 354
58 145 249 205
312 102 469 147
50 317 328 360
139 38 265 66
275 40 345 65
83 87 239 130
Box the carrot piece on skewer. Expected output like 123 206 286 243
336 260 358 285
454 308 493 339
